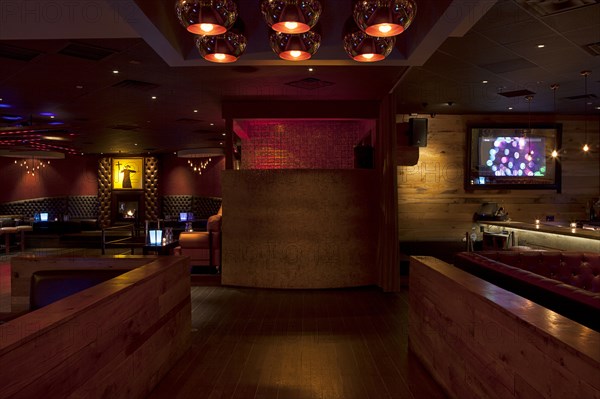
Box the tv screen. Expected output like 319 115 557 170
466 124 561 191
478 136 546 179
40 212 49 222
179 212 188 222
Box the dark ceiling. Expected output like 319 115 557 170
0 0 599 156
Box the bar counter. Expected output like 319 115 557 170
479 220 600 252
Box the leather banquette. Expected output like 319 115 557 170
453 251 600 331
174 207 222 269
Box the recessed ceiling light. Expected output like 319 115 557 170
134 143 138 146
308 67 314 72
219 142 223 145
210 123 214 126
113 70 119 74
222 133 226 136
151 96 157 100
76 85 83 89
482 80 488 84
193 109 198 113
508 106 513 110
537 44 545 48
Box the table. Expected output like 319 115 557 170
143 240 179 255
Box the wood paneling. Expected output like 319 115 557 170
0 255 191 399
409 255 600 399
397 115 599 242
221 170 378 289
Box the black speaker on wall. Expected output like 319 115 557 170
354 144 374 169
408 118 428 147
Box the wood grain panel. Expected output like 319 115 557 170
397 114 599 242
221 170 378 289
0 256 191 399
409 255 600 399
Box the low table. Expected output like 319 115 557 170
143 240 179 255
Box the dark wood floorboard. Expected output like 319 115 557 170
147 286 448 399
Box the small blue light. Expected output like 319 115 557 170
1 115 23 121
0 104 11 108
48 121 64 125
39 112 55 117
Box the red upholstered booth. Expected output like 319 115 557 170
454 251 600 331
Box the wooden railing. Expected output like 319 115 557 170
101 223 144 254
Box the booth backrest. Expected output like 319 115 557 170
475 250 600 293
454 251 600 331
30 269 127 310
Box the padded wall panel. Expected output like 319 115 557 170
192 196 222 219
67 196 99 219
144 157 159 220
98 158 112 228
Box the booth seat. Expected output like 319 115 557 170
174 207 222 271
453 251 600 331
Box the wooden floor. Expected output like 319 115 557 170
148 285 448 399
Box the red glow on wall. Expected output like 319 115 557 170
240 120 372 169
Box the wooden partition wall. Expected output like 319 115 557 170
221 169 378 289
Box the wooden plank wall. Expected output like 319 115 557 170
397 114 599 242
408 256 600 399
10 255 156 312
0 256 191 399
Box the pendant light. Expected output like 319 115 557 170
581 70 591 152
196 30 247 63
269 30 321 61
343 17 395 62
353 0 417 37
175 0 238 36
260 0 322 34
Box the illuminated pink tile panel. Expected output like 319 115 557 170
241 120 368 169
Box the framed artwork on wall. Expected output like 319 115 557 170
112 158 143 190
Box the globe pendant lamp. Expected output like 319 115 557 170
353 0 417 37
175 0 238 36
196 31 247 63
270 31 320 61
343 18 395 62
260 0 322 34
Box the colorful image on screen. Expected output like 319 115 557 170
479 136 546 177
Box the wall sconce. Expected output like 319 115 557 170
187 157 212 175
15 158 50 177
175 0 238 35
260 0 322 34
353 0 417 37
269 30 321 61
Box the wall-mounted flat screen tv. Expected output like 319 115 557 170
466 124 561 192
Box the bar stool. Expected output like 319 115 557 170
16 225 33 252
0 226 18 254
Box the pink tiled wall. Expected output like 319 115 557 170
240 120 371 169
